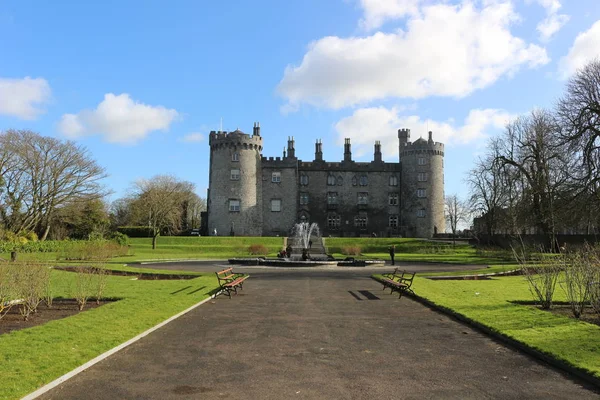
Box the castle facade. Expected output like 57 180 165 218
207 123 445 238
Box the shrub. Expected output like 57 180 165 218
93 267 109 305
248 244 268 255
58 240 129 261
109 231 130 246
73 267 96 311
116 226 154 238
14 263 51 320
560 247 596 318
0 264 17 320
342 246 362 256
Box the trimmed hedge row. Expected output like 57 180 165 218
116 226 155 238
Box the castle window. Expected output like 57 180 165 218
389 175 398 186
327 175 336 185
232 152 239 162
354 214 368 228
230 169 240 180
358 192 368 205
272 172 281 183
359 175 368 186
389 193 399 206
389 215 398 228
417 189 426 198
327 192 338 204
337 175 343 186
300 174 309 185
271 199 281 212
418 172 428 182
300 192 309 205
418 157 426 165
327 214 341 229
229 199 240 212
417 209 426 218
352 176 358 186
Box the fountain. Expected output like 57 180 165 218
228 222 384 267
287 222 329 261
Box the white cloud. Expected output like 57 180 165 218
358 0 423 31
334 106 513 159
58 93 179 144
559 20 600 78
0 77 50 120
278 1 549 110
528 0 568 41
537 13 569 42
180 133 205 143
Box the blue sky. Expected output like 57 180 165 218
1 0 599 204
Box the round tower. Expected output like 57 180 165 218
208 124 263 236
399 130 445 238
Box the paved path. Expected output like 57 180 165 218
40 267 598 399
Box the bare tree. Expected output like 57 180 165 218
0 130 108 239
495 109 573 247
129 175 196 249
557 58 600 230
445 194 470 245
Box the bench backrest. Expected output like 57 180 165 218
216 268 233 278
400 271 416 287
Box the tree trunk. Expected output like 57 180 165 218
40 224 51 241
10 251 17 262
152 234 158 250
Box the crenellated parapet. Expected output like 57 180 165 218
209 129 263 152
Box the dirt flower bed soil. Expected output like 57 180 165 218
0 299 115 335
55 266 198 280
544 305 600 328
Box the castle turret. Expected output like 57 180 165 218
399 129 445 238
208 127 263 236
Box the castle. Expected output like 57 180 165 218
207 123 445 238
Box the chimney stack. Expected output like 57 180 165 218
287 136 295 158
253 122 261 136
344 138 352 162
374 141 382 162
314 139 323 161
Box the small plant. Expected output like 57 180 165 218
248 244 268 255
15 263 51 320
514 244 561 310
342 245 362 256
560 247 596 318
0 264 17 320
73 266 96 311
93 267 109 305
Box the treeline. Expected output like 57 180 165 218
468 59 600 243
0 129 205 246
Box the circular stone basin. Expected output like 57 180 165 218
228 258 338 267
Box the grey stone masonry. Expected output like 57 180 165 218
207 123 445 238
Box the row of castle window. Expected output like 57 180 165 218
228 199 425 219
230 170 424 186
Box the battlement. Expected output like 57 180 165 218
209 128 263 150
261 156 298 168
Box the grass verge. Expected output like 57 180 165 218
372 273 600 379
0 268 220 400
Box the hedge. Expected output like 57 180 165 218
116 226 155 238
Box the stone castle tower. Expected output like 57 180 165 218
208 123 263 236
399 129 445 237
207 123 445 238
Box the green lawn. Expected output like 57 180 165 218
324 237 513 265
373 273 600 378
0 268 220 400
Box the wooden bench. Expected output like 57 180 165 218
380 269 416 298
215 267 249 298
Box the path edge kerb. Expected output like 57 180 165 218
371 276 600 390
21 292 222 400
